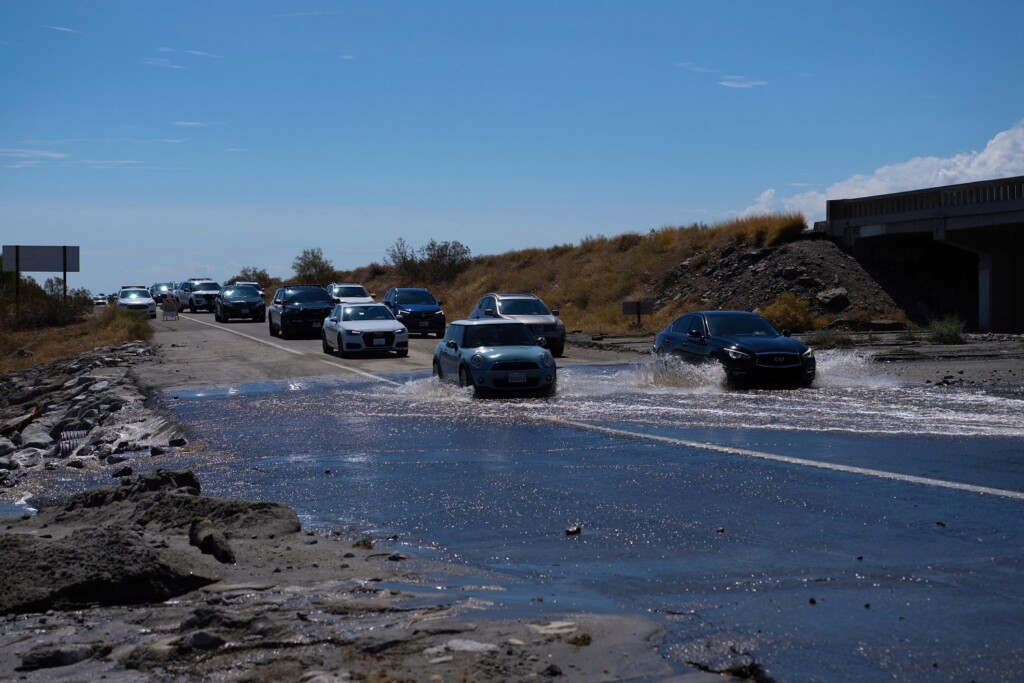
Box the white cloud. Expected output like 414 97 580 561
339 54 356 61
46 25 79 33
184 50 222 58
144 57 184 69
739 120 1024 222
674 62 718 74
173 121 210 127
719 77 768 89
0 148 68 159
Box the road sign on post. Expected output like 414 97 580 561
622 299 654 327
2 245 81 310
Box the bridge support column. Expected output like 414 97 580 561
978 253 992 331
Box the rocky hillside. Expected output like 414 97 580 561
655 236 908 328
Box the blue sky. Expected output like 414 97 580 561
3 1 1023 295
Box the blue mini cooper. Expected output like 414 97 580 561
433 319 557 396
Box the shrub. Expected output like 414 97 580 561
927 315 966 344
760 292 814 332
805 327 856 349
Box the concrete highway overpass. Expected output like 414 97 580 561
814 175 1024 331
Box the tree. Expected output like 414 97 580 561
384 238 471 284
232 266 271 286
292 248 334 284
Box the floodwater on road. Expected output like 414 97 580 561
168 351 1024 681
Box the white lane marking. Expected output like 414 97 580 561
546 418 1024 500
179 313 400 385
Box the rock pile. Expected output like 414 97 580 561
0 341 185 490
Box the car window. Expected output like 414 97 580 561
671 315 690 333
222 286 259 299
396 290 436 305
194 282 221 292
498 298 549 315
335 286 369 297
462 323 534 348
342 306 394 321
120 289 149 298
707 315 779 337
285 288 331 304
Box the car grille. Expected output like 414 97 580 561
126 304 149 311
405 311 436 320
492 361 541 371
755 353 801 369
530 324 555 333
493 376 542 388
288 307 331 322
362 331 395 346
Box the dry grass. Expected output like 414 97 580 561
760 292 815 332
0 306 153 373
329 213 810 335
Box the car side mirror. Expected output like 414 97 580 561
437 300 444 306
446 340 458 349
484 308 496 317
782 329 792 337
329 316 338 322
687 330 702 338
551 309 560 317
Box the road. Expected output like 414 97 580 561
141 311 631 392
137 312 1024 682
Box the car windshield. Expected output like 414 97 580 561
221 286 260 299
154 284 171 292
462 323 535 348
285 288 332 304
498 298 550 315
336 286 369 297
342 306 394 322
194 282 221 292
121 289 149 298
396 290 436 305
707 315 780 338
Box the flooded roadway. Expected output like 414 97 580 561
165 348 1024 682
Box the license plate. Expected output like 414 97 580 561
508 372 527 383
418 321 429 327
373 338 386 346
240 309 249 315
312 322 322 328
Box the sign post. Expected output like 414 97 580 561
2 245 81 314
621 299 654 327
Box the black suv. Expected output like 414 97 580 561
268 285 334 339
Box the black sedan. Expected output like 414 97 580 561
215 284 266 323
654 310 815 387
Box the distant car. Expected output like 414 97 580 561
174 279 221 313
326 282 374 304
433 319 556 396
233 281 265 297
268 285 334 339
150 282 174 303
469 292 566 357
381 287 446 338
654 310 815 387
321 303 408 357
116 287 157 318
92 293 107 306
215 284 266 323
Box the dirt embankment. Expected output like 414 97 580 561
655 237 908 327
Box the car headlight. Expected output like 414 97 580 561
435 310 445 317
343 328 361 336
802 348 815 359
540 352 553 367
397 309 410 317
726 348 751 360
394 328 407 336
471 353 485 369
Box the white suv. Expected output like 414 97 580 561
176 279 222 313
326 282 374 304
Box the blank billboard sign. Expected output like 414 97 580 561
2 245 80 273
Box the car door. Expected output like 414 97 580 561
438 324 462 376
382 289 396 312
682 314 711 361
270 289 284 326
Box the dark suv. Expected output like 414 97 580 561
381 287 446 337
268 285 334 339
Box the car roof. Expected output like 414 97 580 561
488 292 539 299
451 318 526 326
698 310 763 317
330 282 366 287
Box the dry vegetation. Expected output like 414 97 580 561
0 306 153 373
337 213 812 333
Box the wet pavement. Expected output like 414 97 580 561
160 352 1024 681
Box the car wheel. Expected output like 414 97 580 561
214 309 222 322
322 333 332 354
189 301 197 314
550 343 564 357
458 365 472 388
432 360 442 378
435 330 444 339
397 349 408 358
280 324 290 340
268 317 277 337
